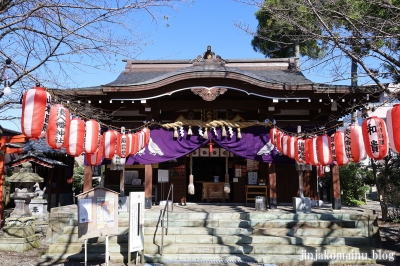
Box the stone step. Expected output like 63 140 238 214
48 242 128 254
139 211 370 221
47 242 373 256
144 226 364 237
143 243 372 255
43 252 127 263
144 235 369 246
63 226 129 235
57 233 369 246
144 253 376 265
143 219 356 228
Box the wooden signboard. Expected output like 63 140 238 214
77 187 119 240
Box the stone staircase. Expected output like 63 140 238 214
43 205 380 265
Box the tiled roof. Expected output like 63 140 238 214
6 152 68 168
22 138 66 155
105 64 313 87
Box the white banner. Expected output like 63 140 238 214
129 192 144 252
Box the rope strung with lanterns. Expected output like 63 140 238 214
19 85 400 176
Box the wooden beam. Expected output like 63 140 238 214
83 166 93 192
331 164 341 210
268 163 277 209
144 164 152 209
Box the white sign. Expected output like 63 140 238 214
158 169 169 183
129 192 144 252
96 197 115 229
78 199 92 223
248 172 258 184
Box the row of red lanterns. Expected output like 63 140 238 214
21 86 150 165
271 105 400 168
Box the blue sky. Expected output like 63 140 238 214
79 0 264 87
5 0 265 132
3 0 362 132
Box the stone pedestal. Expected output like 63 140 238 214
11 199 32 217
292 197 311 213
0 217 40 252
29 198 48 219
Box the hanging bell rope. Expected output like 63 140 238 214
224 150 230 194
188 153 195 195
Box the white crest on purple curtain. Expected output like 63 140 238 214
148 138 164 156
257 140 274 155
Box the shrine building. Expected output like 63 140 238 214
66 47 382 209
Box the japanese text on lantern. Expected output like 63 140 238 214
330 135 337 161
344 129 353 159
121 136 126 157
55 107 67 144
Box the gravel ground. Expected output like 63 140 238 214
0 201 399 266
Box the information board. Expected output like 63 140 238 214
78 198 92 223
157 169 169 183
128 192 144 252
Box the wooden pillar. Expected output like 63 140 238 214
47 168 52 212
83 165 93 192
120 169 125 196
144 164 152 209
55 169 61 207
331 164 341 210
298 170 304 198
268 163 277 209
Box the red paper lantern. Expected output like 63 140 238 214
387 104 400 153
117 131 130 158
288 136 296 159
304 138 311 165
317 165 325 177
331 131 349 166
270 128 277 146
362 116 388 160
65 118 85 157
142 127 150 147
276 130 283 152
282 134 289 156
126 133 134 155
317 134 332 165
138 130 145 151
84 119 100 154
46 104 70 150
85 136 103 166
130 132 139 155
21 87 51 139
294 138 305 163
345 124 366 162
103 130 119 159
308 136 319 165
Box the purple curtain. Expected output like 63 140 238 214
125 126 293 165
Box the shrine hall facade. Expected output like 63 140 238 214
67 48 382 209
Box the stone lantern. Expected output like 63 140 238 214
6 162 46 218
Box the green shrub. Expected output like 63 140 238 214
348 199 366 207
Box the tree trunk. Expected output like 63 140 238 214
295 41 300 69
351 58 358 87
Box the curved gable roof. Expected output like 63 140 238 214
105 62 313 88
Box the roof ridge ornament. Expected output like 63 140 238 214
191 87 227 101
192 45 227 65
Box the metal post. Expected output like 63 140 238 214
171 184 174 213
84 239 87 266
161 209 164 256
105 235 109 266
166 201 169 236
